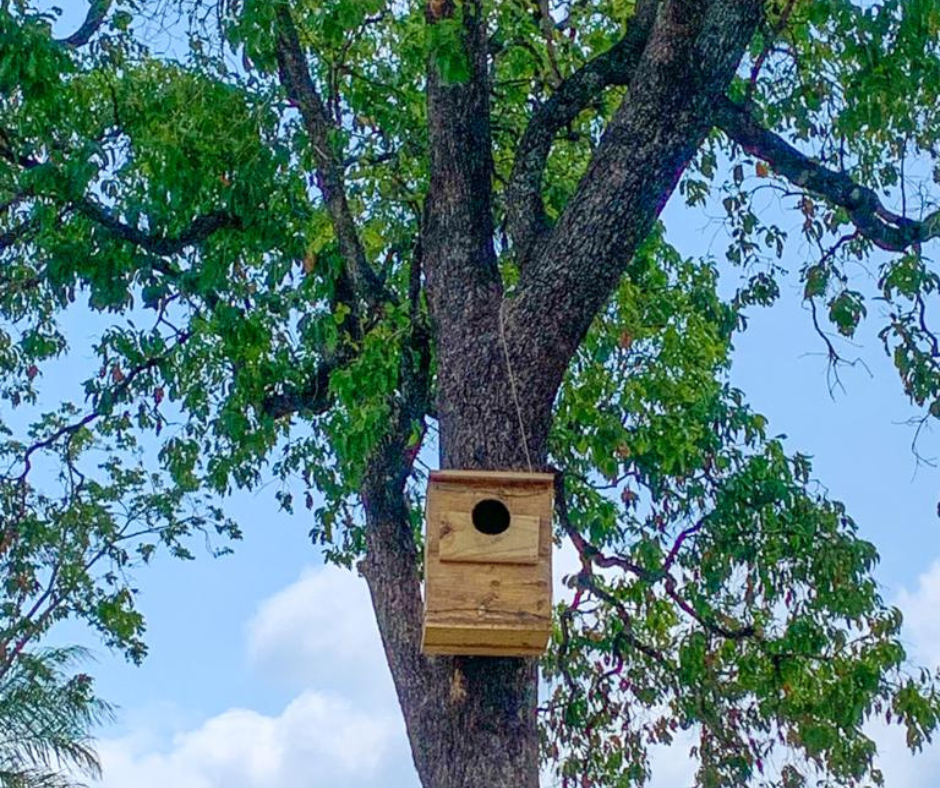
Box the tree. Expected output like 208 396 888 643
0 647 112 788
2 0 940 786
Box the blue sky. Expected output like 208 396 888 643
15 3 940 787
62 195 940 788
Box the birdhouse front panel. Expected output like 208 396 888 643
421 470 554 657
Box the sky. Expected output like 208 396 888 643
12 3 940 788
69 179 940 786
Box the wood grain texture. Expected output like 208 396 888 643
422 471 553 655
429 469 556 484
421 622 549 657
439 511 540 564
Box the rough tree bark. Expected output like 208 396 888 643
279 1 764 786
359 2 763 787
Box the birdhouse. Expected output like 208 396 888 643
421 470 554 657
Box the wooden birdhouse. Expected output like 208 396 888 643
421 470 554 657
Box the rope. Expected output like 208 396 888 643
498 300 534 472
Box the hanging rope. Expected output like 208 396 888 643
498 299 534 472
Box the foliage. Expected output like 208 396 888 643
2 1 940 787
0 647 113 788
544 227 934 787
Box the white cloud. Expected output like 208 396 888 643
864 561 940 787
648 732 697 788
101 551 595 788
867 718 940 788
896 559 940 669
95 564 417 788
96 690 412 788
245 565 394 697
95 556 940 788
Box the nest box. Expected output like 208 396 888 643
421 470 554 657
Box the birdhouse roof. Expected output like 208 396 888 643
428 470 554 486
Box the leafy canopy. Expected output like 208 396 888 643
2 1 940 787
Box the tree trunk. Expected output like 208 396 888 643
360 274 550 787
358 2 765 786
360 354 547 788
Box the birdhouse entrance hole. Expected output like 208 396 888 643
472 499 511 535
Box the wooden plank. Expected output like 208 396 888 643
424 560 552 617
429 469 554 486
439 511 540 564
421 621 552 657
423 645 546 657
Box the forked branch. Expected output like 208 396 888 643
508 0 764 391
423 0 501 300
505 0 659 264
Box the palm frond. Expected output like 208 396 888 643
0 648 113 788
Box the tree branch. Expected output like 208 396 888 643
714 96 940 252
0 128 41 170
554 471 756 642
10 332 191 518
1 127 240 258
0 216 38 251
505 0 659 265
57 0 112 48
534 0 563 88
75 199 240 256
260 359 334 420
423 0 500 306
273 5 389 310
358 299 439 786
262 253 373 420
508 0 764 415
422 0 528 468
